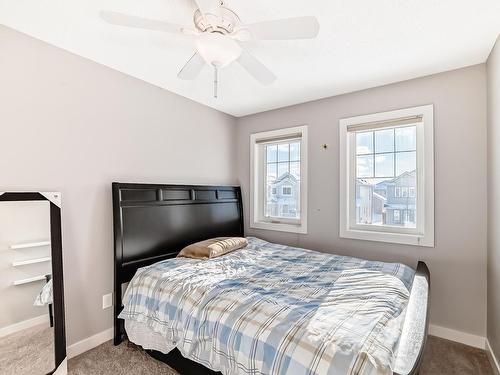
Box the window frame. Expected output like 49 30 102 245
250 126 308 234
282 186 292 196
339 105 434 247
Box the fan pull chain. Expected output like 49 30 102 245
213 66 218 99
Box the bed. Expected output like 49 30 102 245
112 183 430 375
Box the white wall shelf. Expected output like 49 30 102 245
13 275 49 286
12 257 51 267
10 241 51 250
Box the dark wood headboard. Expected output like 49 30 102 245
112 182 244 345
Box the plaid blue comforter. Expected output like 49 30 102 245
119 237 415 375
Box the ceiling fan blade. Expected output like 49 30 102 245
193 0 222 16
236 50 276 85
242 16 320 40
178 52 206 80
100 11 185 34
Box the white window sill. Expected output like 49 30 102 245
340 228 434 247
251 221 307 234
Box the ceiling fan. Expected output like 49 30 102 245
100 0 320 97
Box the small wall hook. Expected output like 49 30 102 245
321 144 329 150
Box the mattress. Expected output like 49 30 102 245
119 237 415 375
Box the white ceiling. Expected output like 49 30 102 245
1 0 499 117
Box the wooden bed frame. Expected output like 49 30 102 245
112 182 430 375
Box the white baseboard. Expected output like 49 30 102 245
53 358 67 375
429 324 486 349
487 340 500 375
67 328 113 359
0 314 49 338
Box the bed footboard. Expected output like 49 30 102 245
393 261 431 375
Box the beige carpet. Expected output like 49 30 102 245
0 323 55 375
68 335 495 375
420 336 494 375
69 340 178 375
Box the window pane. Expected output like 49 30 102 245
396 151 416 176
266 145 277 163
290 161 300 179
395 126 416 151
265 178 300 219
356 155 374 178
394 210 400 222
402 187 408 197
278 144 289 162
375 154 394 178
290 142 300 162
409 187 415 198
354 127 418 230
375 129 394 153
256 132 305 225
356 132 373 155
277 162 289 178
355 179 383 225
267 163 277 183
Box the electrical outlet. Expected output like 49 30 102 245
102 293 113 309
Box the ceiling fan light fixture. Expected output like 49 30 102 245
195 33 242 68
101 3 321 94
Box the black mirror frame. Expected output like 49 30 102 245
0 192 67 374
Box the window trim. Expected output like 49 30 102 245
339 105 434 247
250 126 308 234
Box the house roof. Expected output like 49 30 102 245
376 169 416 186
385 203 417 210
373 192 387 202
272 172 298 185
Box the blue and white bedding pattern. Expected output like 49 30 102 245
119 237 415 375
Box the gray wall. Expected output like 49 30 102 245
0 26 237 345
236 65 488 337
487 35 500 360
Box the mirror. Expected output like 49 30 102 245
0 192 66 375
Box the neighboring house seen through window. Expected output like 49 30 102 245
340 105 434 246
250 126 308 234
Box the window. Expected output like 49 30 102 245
395 187 401 197
394 210 401 223
282 186 292 196
250 126 308 234
340 105 434 246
